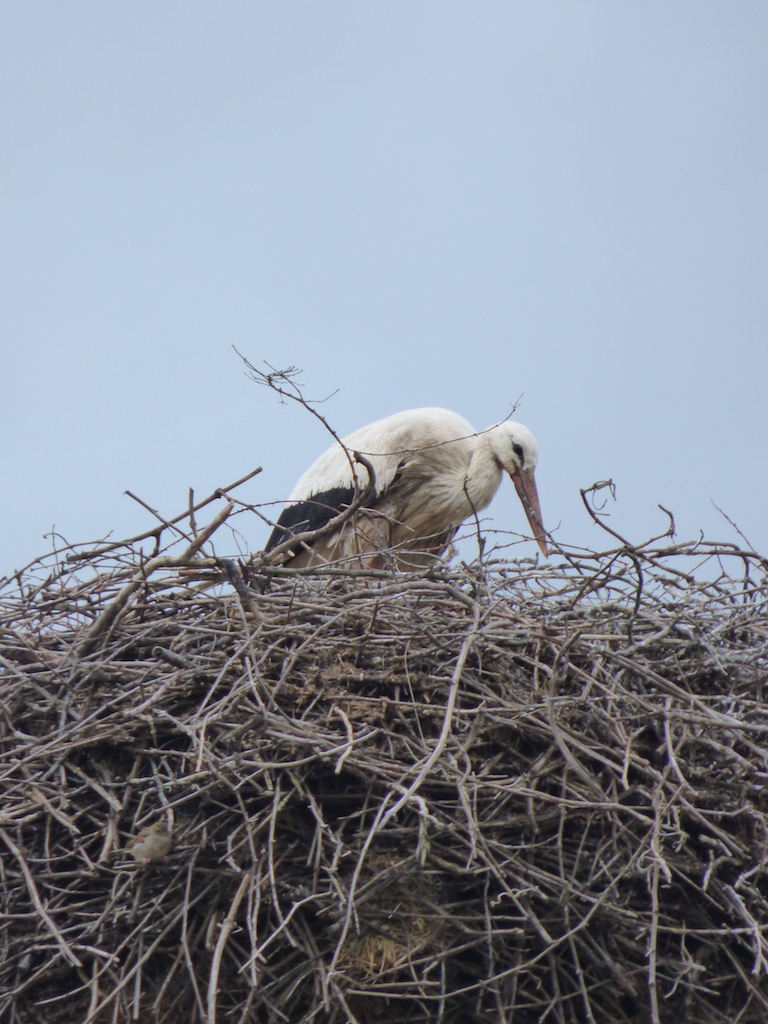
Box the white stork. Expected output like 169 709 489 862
265 407 548 569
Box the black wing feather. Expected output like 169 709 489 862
264 486 356 554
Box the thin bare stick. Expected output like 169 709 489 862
0 828 83 968
324 603 482 996
66 467 262 562
208 871 252 1024
77 501 235 655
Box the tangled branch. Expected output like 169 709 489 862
1 495 767 1023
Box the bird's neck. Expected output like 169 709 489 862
464 435 503 513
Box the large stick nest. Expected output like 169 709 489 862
2 500 768 1023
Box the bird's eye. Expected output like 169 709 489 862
512 442 524 464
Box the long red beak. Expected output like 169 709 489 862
511 470 548 557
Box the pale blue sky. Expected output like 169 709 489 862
2 2 767 573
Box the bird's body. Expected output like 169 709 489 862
126 821 172 864
265 407 547 569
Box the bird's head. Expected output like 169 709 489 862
488 422 548 557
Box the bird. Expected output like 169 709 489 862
264 407 548 569
126 820 173 864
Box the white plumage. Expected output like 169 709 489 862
265 407 548 569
